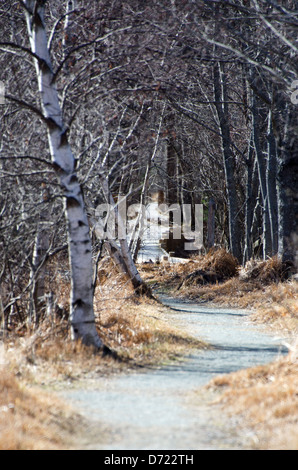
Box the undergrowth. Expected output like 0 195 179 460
0 365 84 450
206 356 298 450
139 249 298 333
1 248 297 449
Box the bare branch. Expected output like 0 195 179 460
0 155 52 167
5 94 46 122
51 26 133 84
0 41 43 64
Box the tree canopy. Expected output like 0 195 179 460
0 0 297 342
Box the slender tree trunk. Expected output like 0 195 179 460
251 91 272 259
29 184 51 327
24 0 102 348
29 222 49 326
207 198 216 250
167 140 179 206
243 134 255 264
99 174 152 297
63 0 76 63
213 62 242 262
267 107 279 255
274 96 298 265
129 156 151 261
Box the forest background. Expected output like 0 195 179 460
0 0 297 346
0 0 298 451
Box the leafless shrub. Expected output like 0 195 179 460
239 257 292 285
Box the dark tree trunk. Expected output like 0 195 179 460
243 134 255 264
207 198 216 250
251 91 272 259
267 107 279 255
213 62 242 262
274 98 298 265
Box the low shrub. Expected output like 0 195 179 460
180 248 239 287
239 257 293 285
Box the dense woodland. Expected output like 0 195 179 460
0 0 297 348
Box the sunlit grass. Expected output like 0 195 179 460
0 367 84 450
206 356 298 450
1 252 296 450
140 253 298 449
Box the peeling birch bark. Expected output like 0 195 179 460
24 1 102 348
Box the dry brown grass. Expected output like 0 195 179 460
93 260 206 366
3 279 204 388
195 248 239 280
139 248 239 289
0 365 85 450
0 318 123 450
239 256 292 284
1 251 297 450
249 281 298 334
139 252 298 333
0 257 207 450
207 356 298 449
2 257 204 380
140 254 298 449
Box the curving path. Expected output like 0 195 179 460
62 296 288 450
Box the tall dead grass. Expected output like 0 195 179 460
0 258 208 450
207 356 298 449
0 365 83 450
239 256 292 284
1 257 207 385
1 250 296 449
92 261 206 364
140 251 298 331
180 249 239 287
198 248 239 279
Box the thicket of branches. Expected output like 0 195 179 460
0 0 297 339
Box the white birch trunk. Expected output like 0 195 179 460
29 216 49 327
24 1 102 348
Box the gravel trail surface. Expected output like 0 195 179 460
62 296 287 450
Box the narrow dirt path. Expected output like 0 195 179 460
61 296 287 450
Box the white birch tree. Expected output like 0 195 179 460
23 0 103 348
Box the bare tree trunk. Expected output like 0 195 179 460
29 224 49 327
28 184 51 327
130 104 166 261
63 0 77 63
243 134 254 264
274 97 298 265
207 198 216 250
267 107 279 255
251 91 272 259
24 0 102 348
129 157 151 261
213 62 242 262
99 174 152 297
